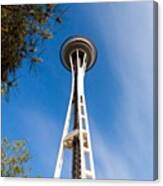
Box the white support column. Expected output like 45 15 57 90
76 49 96 179
82 93 96 179
76 49 86 178
54 56 75 178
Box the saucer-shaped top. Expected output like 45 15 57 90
60 36 97 71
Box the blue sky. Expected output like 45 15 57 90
2 1 155 180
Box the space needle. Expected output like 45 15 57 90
54 36 97 179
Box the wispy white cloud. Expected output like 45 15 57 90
91 123 133 179
18 107 61 177
88 3 154 179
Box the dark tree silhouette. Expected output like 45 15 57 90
1 4 65 95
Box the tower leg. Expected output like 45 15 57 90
54 59 75 178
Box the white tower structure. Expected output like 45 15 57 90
54 37 96 179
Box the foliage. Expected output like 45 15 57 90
1 138 31 177
1 4 64 95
